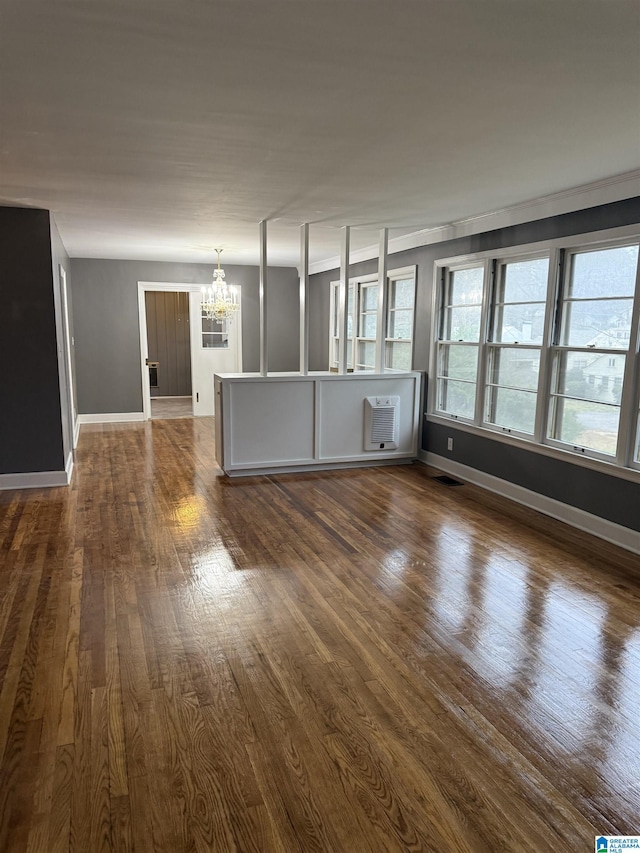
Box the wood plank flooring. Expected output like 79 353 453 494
1 417 639 852
150 397 193 420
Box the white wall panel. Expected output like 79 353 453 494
216 372 422 476
228 379 315 465
319 376 417 460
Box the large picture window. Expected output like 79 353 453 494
430 233 640 476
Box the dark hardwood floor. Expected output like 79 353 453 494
1 417 638 852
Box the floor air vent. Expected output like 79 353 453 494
432 475 464 486
364 396 399 451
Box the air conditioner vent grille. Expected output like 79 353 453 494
371 407 396 443
364 396 400 451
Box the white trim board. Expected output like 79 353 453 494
309 169 640 274
65 451 74 484
419 451 640 556
0 469 70 491
225 458 413 478
78 412 145 424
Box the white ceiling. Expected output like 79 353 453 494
1 0 639 267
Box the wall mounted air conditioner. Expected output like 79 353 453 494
364 396 399 451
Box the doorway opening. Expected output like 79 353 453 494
144 290 192 419
138 282 242 420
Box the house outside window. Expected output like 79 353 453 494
484 256 549 435
548 244 638 458
430 233 640 474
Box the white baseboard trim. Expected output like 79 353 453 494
73 418 80 448
77 412 145 425
419 451 640 556
225 458 413 478
0 469 70 491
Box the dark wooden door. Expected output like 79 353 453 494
145 291 192 397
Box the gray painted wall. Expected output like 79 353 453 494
308 197 640 531
0 207 65 473
70 258 300 414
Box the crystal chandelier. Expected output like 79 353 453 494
201 249 239 321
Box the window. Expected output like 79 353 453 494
430 233 640 476
202 312 229 348
329 268 416 373
548 245 638 457
386 276 415 370
329 282 355 369
356 282 378 371
484 257 549 435
435 265 485 419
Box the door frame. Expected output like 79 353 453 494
137 281 243 420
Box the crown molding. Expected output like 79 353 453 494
308 170 640 275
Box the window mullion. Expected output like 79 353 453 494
474 258 494 426
616 253 640 465
535 247 563 443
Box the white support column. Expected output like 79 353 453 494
259 220 268 376
338 226 351 375
299 223 310 375
375 228 389 373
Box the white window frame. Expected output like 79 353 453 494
433 259 490 422
545 240 640 465
428 224 640 482
201 309 231 349
356 280 378 371
481 251 552 439
385 269 417 372
329 266 416 373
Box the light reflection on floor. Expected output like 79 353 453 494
425 517 640 773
